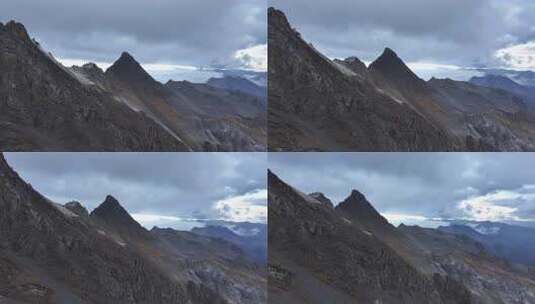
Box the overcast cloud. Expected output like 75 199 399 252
5 153 267 230
270 0 535 80
1 0 266 82
269 153 535 227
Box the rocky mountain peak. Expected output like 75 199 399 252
105 51 154 83
333 56 368 76
90 195 132 221
3 20 30 41
81 62 103 73
335 189 389 226
65 201 89 217
268 7 293 34
308 192 334 208
369 47 418 80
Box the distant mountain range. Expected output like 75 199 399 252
192 222 267 264
268 8 535 151
0 21 266 151
268 170 535 304
439 220 535 267
0 153 266 304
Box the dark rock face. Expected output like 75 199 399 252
268 171 472 304
268 170 535 304
268 7 535 152
0 154 266 304
0 20 265 152
268 8 459 152
0 21 188 152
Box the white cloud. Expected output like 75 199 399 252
382 212 447 228
131 213 205 231
495 41 535 69
457 187 535 221
234 44 267 71
213 189 267 223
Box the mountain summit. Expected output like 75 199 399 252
105 52 155 83
369 47 420 82
335 189 391 230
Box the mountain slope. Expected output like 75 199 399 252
0 20 265 152
207 76 267 100
0 153 266 304
192 224 267 264
268 8 459 151
268 170 535 304
400 225 535 304
0 21 188 152
268 7 535 151
80 51 267 152
439 222 535 267
268 171 471 304
470 74 535 105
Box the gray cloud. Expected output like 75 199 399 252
1 0 266 81
269 153 535 225
5 152 267 229
270 0 535 78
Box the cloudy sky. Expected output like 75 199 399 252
5 153 267 230
1 0 266 82
270 153 535 228
270 0 535 80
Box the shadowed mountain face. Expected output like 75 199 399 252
268 8 535 152
0 22 188 152
0 154 266 304
268 171 535 304
0 21 266 152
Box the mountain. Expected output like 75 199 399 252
268 8 535 151
470 74 535 105
268 170 472 304
0 20 266 152
192 223 267 264
207 76 267 101
0 153 266 303
268 170 535 304
474 68 535 87
439 221 535 267
0 21 189 152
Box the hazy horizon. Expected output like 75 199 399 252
269 153 535 228
0 0 267 82
270 0 535 81
5 153 268 231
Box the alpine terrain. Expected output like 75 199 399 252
0 153 267 304
0 21 266 152
268 170 535 304
268 8 535 151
